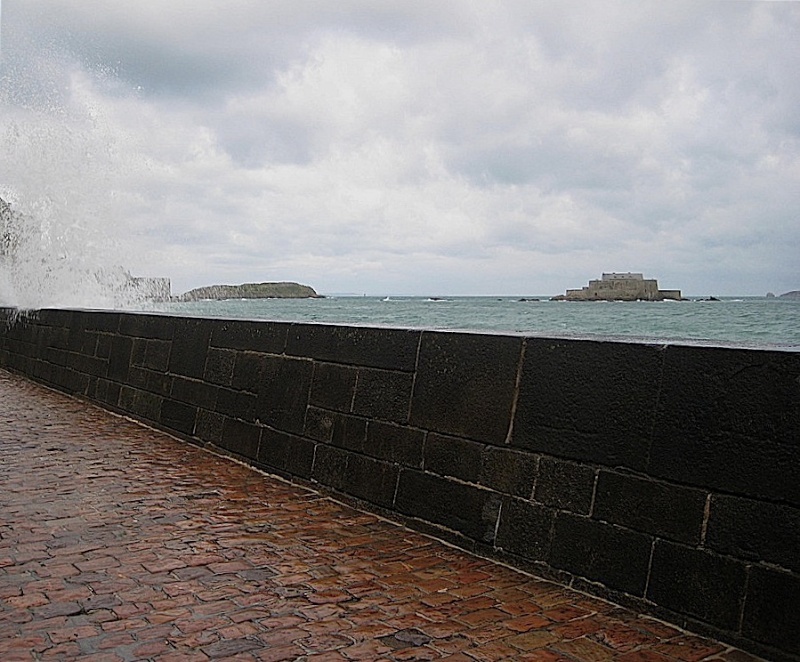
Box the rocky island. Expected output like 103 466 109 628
551 272 683 302
177 281 321 301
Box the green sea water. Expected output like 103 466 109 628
157 296 800 349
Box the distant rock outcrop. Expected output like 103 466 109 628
779 290 800 299
178 281 321 301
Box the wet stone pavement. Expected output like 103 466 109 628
0 369 763 662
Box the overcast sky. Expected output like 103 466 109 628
1 1 798 297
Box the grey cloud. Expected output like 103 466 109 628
2 1 798 296
214 115 314 168
6 1 468 101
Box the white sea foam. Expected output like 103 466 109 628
0 31 149 310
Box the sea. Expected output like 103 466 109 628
155 295 800 349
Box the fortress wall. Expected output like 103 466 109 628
1 308 798 661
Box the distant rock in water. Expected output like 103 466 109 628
178 281 321 301
779 290 800 299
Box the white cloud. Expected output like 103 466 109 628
1 0 798 300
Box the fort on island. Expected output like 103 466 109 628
552 272 682 301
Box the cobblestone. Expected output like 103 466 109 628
0 369 764 661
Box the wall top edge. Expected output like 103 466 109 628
1 306 798 353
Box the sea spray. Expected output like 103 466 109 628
0 14 154 310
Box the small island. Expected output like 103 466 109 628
779 290 800 299
551 272 683 302
177 281 321 301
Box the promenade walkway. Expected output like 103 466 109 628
0 368 762 661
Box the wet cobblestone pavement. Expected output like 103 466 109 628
0 369 764 661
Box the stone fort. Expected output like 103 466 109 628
558 272 683 301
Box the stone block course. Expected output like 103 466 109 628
365 420 425 467
168 318 212 379
648 430 800 507
479 446 538 498
210 319 288 353
424 433 483 482
81 310 121 333
310 361 357 411
45 361 67 389
495 498 554 562
66 323 91 353
256 355 313 434
107 335 133 382
395 469 502 544
49 325 71 351
742 566 800 653
62 367 91 395
352 366 413 423
143 338 171 371
43 361 65 388
118 312 173 340
220 417 260 460
44 345 68 369
286 323 420 371
195 408 224 444
80 330 100 356
410 331 522 445
550 513 652 597
70 351 107 378
126 364 149 389
312 443 349 492
647 540 747 632
214 386 256 422
513 339 661 471
705 495 800 573
656 345 800 445
592 471 707 545
534 457 595 514
119 386 162 422
37 308 71 331
171 376 217 410
130 337 147 366
345 453 399 509
421 439 543 499
160 399 197 436
330 412 368 452
648 345 800 506
143 366 171 397
257 427 315 479
304 406 334 442
94 378 121 407
95 333 113 359
204 347 236 386
230 351 265 392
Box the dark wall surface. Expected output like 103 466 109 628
1 308 798 661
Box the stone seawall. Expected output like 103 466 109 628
1 308 798 661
